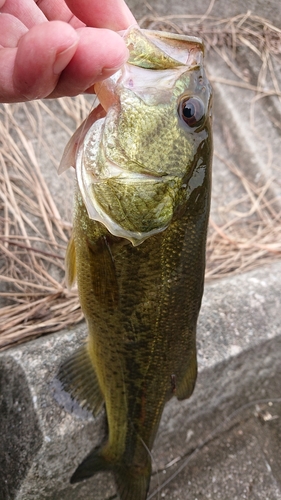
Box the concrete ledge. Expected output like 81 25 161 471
1 261 280 499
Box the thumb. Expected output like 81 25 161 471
1 21 79 102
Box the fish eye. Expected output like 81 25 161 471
178 97 205 128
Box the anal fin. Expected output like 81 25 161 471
53 344 104 417
176 354 197 401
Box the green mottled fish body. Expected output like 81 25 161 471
57 27 212 500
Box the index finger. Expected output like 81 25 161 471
65 0 137 31
0 0 46 28
34 0 84 28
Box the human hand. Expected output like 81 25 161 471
0 0 136 102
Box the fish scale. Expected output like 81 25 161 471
56 26 213 500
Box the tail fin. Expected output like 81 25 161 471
70 445 109 484
114 464 151 500
71 445 151 500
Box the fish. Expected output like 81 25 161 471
56 26 212 500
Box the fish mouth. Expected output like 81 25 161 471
94 26 204 112
121 26 204 68
94 27 204 110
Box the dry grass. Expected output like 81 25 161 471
206 154 281 279
0 100 89 350
139 10 281 277
0 11 281 351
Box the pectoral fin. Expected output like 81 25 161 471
65 233 76 289
53 344 104 416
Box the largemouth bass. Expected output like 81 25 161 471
57 26 212 500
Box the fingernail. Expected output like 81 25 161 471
101 66 124 77
53 40 78 75
101 47 130 76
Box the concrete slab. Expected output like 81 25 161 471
153 405 281 500
1 261 280 499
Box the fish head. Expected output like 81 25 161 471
76 27 213 245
